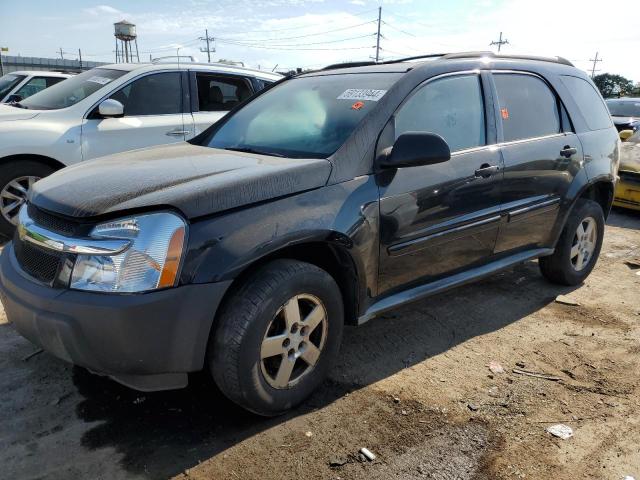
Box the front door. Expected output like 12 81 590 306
81 71 188 160
491 72 583 253
185 72 255 139
377 73 503 295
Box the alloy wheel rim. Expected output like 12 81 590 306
0 176 40 225
260 294 328 389
570 216 597 271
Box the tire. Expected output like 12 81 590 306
209 259 344 416
539 199 605 286
0 160 55 238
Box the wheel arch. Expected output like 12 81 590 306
0 154 66 172
214 240 363 327
576 177 614 219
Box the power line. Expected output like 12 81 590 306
220 33 375 48
215 40 374 51
381 20 416 37
216 20 376 43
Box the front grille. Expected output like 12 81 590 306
13 235 64 284
27 204 78 236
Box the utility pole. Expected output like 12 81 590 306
589 51 602 78
199 29 215 63
59 47 64 60
0 47 7 76
375 6 382 62
78 48 82 69
490 32 509 52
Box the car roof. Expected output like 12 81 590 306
98 62 282 81
302 51 577 77
7 70 73 78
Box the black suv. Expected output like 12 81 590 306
0 52 619 416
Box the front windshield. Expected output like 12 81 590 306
0 74 26 99
606 99 640 117
19 68 127 110
203 73 400 158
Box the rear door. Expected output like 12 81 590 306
491 71 583 253
81 71 188 160
185 72 255 139
377 72 503 295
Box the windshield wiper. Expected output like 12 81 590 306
9 102 28 109
224 146 285 158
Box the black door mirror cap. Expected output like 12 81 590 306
379 132 451 169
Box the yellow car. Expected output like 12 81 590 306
614 130 640 211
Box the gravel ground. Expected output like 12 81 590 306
1 208 639 480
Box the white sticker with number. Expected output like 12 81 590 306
337 89 387 102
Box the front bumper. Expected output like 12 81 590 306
0 243 231 391
613 176 640 211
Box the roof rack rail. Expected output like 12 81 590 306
322 61 376 70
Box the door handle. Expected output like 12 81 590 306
474 164 500 178
166 130 189 137
560 146 577 158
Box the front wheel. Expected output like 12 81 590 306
539 199 605 286
209 259 344 416
0 161 55 237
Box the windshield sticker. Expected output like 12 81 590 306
501 107 509 119
338 89 387 102
351 101 365 111
87 76 113 85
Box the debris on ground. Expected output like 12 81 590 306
515 361 526 368
555 295 581 306
467 403 479 412
305 431 313 437
513 368 562 381
546 424 574 440
561 369 577 379
132 397 146 405
21 348 43 362
624 258 640 269
359 448 376 461
487 360 505 374
328 456 348 468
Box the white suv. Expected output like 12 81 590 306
0 62 281 234
0 71 72 103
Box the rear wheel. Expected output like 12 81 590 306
0 161 55 237
539 199 605 285
209 259 344 416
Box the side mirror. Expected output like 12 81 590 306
98 99 124 118
620 129 634 141
379 132 451 169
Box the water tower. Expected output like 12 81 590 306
114 20 139 63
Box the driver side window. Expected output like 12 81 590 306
108 72 183 116
395 74 486 152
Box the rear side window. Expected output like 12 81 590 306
195 73 252 112
395 74 486 152
494 73 560 142
109 72 182 116
561 76 613 131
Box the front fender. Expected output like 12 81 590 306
181 175 381 306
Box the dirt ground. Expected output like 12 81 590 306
2 208 640 480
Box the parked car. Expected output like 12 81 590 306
613 129 640 210
0 71 72 104
0 62 281 235
0 52 618 416
605 97 640 132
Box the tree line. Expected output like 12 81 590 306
593 73 640 98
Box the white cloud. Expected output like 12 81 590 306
83 5 124 16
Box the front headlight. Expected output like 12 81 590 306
70 212 186 293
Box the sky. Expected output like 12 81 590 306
1 0 639 81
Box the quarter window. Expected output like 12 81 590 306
493 73 560 142
195 73 252 112
561 75 612 131
109 72 182 116
395 75 486 152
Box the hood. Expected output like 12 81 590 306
0 104 40 122
612 115 639 125
30 143 332 219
